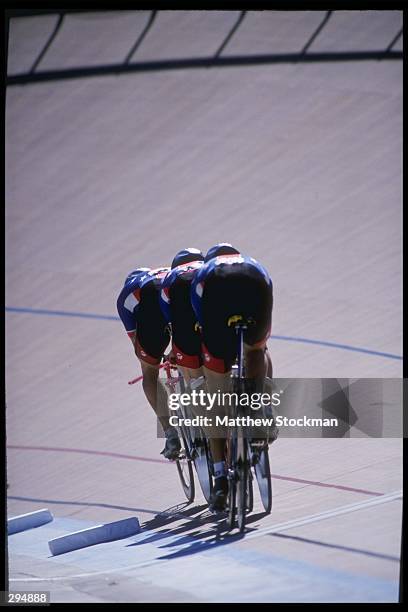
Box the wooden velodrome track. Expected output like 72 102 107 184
5 10 402 603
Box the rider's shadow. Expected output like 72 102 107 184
158 509 267 549
154 514 268 560
126 503 212 547
143 501 206 527
128 509 268 557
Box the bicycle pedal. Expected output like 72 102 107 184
250 440 268 449
209 506 227 517
164 455 178 463
251 452 260 466
190 446 200 459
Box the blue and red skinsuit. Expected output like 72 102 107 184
160 260 203 368
117 267 170 363
191 254 271 324
191 253 273 372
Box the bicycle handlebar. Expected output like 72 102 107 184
128 358 178 385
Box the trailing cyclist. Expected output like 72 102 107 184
117 248 205 463
116 265 179 459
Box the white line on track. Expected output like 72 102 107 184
244 489 402 541
10 489 402 583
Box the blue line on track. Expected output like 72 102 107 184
271 335 402 361
5 306 403 361
5 306 118 321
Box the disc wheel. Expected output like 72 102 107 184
246 463 254 513
193 437 213 503
236 436 249 533
253 445 272 514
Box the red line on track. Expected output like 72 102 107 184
7 444 384 497
270 474 383 497
7 444 167 465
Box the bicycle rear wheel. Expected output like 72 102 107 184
176 430 195 503
193 435 213 503
246 461 254 513
236 435 249 533
253 445 272 513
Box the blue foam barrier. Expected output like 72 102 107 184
48 516 141 556
8 508 54 534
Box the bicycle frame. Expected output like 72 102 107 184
161 359 213 504
236 323 246 379
225 320 253 531
232 322 273 518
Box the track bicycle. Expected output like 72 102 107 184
225 315 273 532
159 360 213 504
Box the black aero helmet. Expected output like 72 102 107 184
204 243 240 263
171 247 204 269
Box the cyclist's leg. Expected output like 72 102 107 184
266 347 273 378
177 364 204 441
178 365 203 384
135 283 178 456
244 343 278 444
240 266 273 442
243 260 273 385
244 342 270 401
202 367 230 463
137 352 181 459
245 342 270 381
201 361 234 511
139 360 170 432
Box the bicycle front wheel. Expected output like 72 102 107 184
176 430 195 503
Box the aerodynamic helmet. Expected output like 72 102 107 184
204 243 240 263
171 247 204 269
124 267 150 285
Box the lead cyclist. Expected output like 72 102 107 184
191 243 275 512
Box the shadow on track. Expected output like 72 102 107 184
7 495 159 515
129 502 270 560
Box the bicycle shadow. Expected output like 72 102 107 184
128 503 216 546
127 501 211 546
143 501 208 527
127 502 269 557
154 510 270 560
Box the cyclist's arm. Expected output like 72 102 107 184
116 282 140 349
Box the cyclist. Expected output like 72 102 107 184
117 265 181 459
160 248 205 384
191 243 274 511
